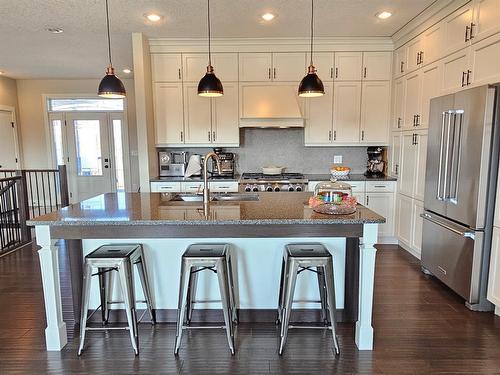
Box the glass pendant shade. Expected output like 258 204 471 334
98 65 126 98
298 65 325 97
198 65 223 97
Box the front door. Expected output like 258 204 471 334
66 112 113 202
0 110 19 169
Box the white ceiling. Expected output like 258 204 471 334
0 0 437 79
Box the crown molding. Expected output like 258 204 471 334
149 36 394 53
392 0 469 49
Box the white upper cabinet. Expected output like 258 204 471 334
360 81 391 144
304 83 334 145
183 53 238 82
442 48 471 93
420 62 443 128
472 0 500 42
332 82 361 143
392 77 405 131
153 83 184 145
362 52 392 80
272 52 307 81
183 84 212 144
212 83 239 146
390 132 401 177
403 71 422 130
151 54 182 82
469 32 500 86
239 53 273 81
422 23 445 65
406 36 424 73
443 3 474 57
334 52 363 81
393 46 407 78
307 52 335 81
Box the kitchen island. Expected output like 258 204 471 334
29 192 384 352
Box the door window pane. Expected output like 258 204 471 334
74 120 102 176
51 120 65 166
112 119 125 191
49 98 123 111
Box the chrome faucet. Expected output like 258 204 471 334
203 152 222 206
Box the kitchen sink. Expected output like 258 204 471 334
171 193 259 202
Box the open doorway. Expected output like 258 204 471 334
0 107 20 170
46 98 131 203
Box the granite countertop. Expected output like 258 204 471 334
151 175 240 182
305 174 397 182
28 192 385 226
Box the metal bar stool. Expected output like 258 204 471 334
78 244 156 356
174 243 237 355
277 243 340 356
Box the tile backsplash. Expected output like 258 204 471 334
162 128 374 174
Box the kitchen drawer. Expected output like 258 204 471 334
365 181 395 193
345 181 365 193
150 182 182 193
182 181 204 193
210 181 239 193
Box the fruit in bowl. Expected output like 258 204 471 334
330 166 351 177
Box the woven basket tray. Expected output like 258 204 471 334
312 203 357 215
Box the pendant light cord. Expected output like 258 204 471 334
208 0 212 66
105 0 112 66
310 0 314 66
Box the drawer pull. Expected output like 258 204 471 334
374 185 387 188
437 266 447 275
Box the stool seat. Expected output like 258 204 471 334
184 243 228 258
286 243 330 257
87 244 141 259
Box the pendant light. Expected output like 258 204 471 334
98 0 126 98
198 0 223 97
298 0 324 97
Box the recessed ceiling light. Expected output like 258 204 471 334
376 11 393 20
145 13 162 22
122 69 132 74
46 27 64 34
261 13 276 22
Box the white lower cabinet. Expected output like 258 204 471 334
396 193 413 247
150 181 182 193
365 192 394 238
410 199 424 256
487 227 500 311
151 181 238 193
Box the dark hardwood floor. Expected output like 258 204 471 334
1 244 500 374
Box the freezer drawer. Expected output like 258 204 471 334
421 212 481 301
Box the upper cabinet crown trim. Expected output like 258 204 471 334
149 37 393 53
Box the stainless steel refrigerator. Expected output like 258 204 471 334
421 84 500 311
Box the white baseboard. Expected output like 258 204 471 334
377 236 398 245
398 241 421 260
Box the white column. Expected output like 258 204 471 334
36 225 67 350
355 223 378 350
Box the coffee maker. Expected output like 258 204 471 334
364 147 386 177
210 148 235 178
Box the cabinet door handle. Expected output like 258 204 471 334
470 23 476 40
178 68 181 80
395 164 399 175
330 67 333 79
329 130 332 141
397 117 402 128
213 131 216 142
461 71 467 87
419 51 424 65
208 131 211 142
180 131 183 142
414 134 418 145
273 68 276 79
467 69 471 86
335 67 339 79
361 130 365 141
465 25 471 42
268 68 271 80
333 130 337 141
413 115 416 127
363 67 367 78
400 61 404 73
415 114 420 127
366 195 369 205
416 52 420 65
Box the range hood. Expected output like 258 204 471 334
239 85 304 128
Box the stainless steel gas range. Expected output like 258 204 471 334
239 173 308 192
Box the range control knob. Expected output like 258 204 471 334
244 185 252 192
288 186 295 192
295 186 303 192
252 186 259 192
265 185 273 192
274 185 281 192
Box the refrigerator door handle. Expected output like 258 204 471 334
421 213 475 239
437 112 448 200
443 111 454 200
449 111 464 203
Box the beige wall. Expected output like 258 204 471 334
16 78 139 190
0 75 19 109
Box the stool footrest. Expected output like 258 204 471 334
288 325 332 330
292 299 322 304
182 325 227 330
85 326 130 331
192 299 222 304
